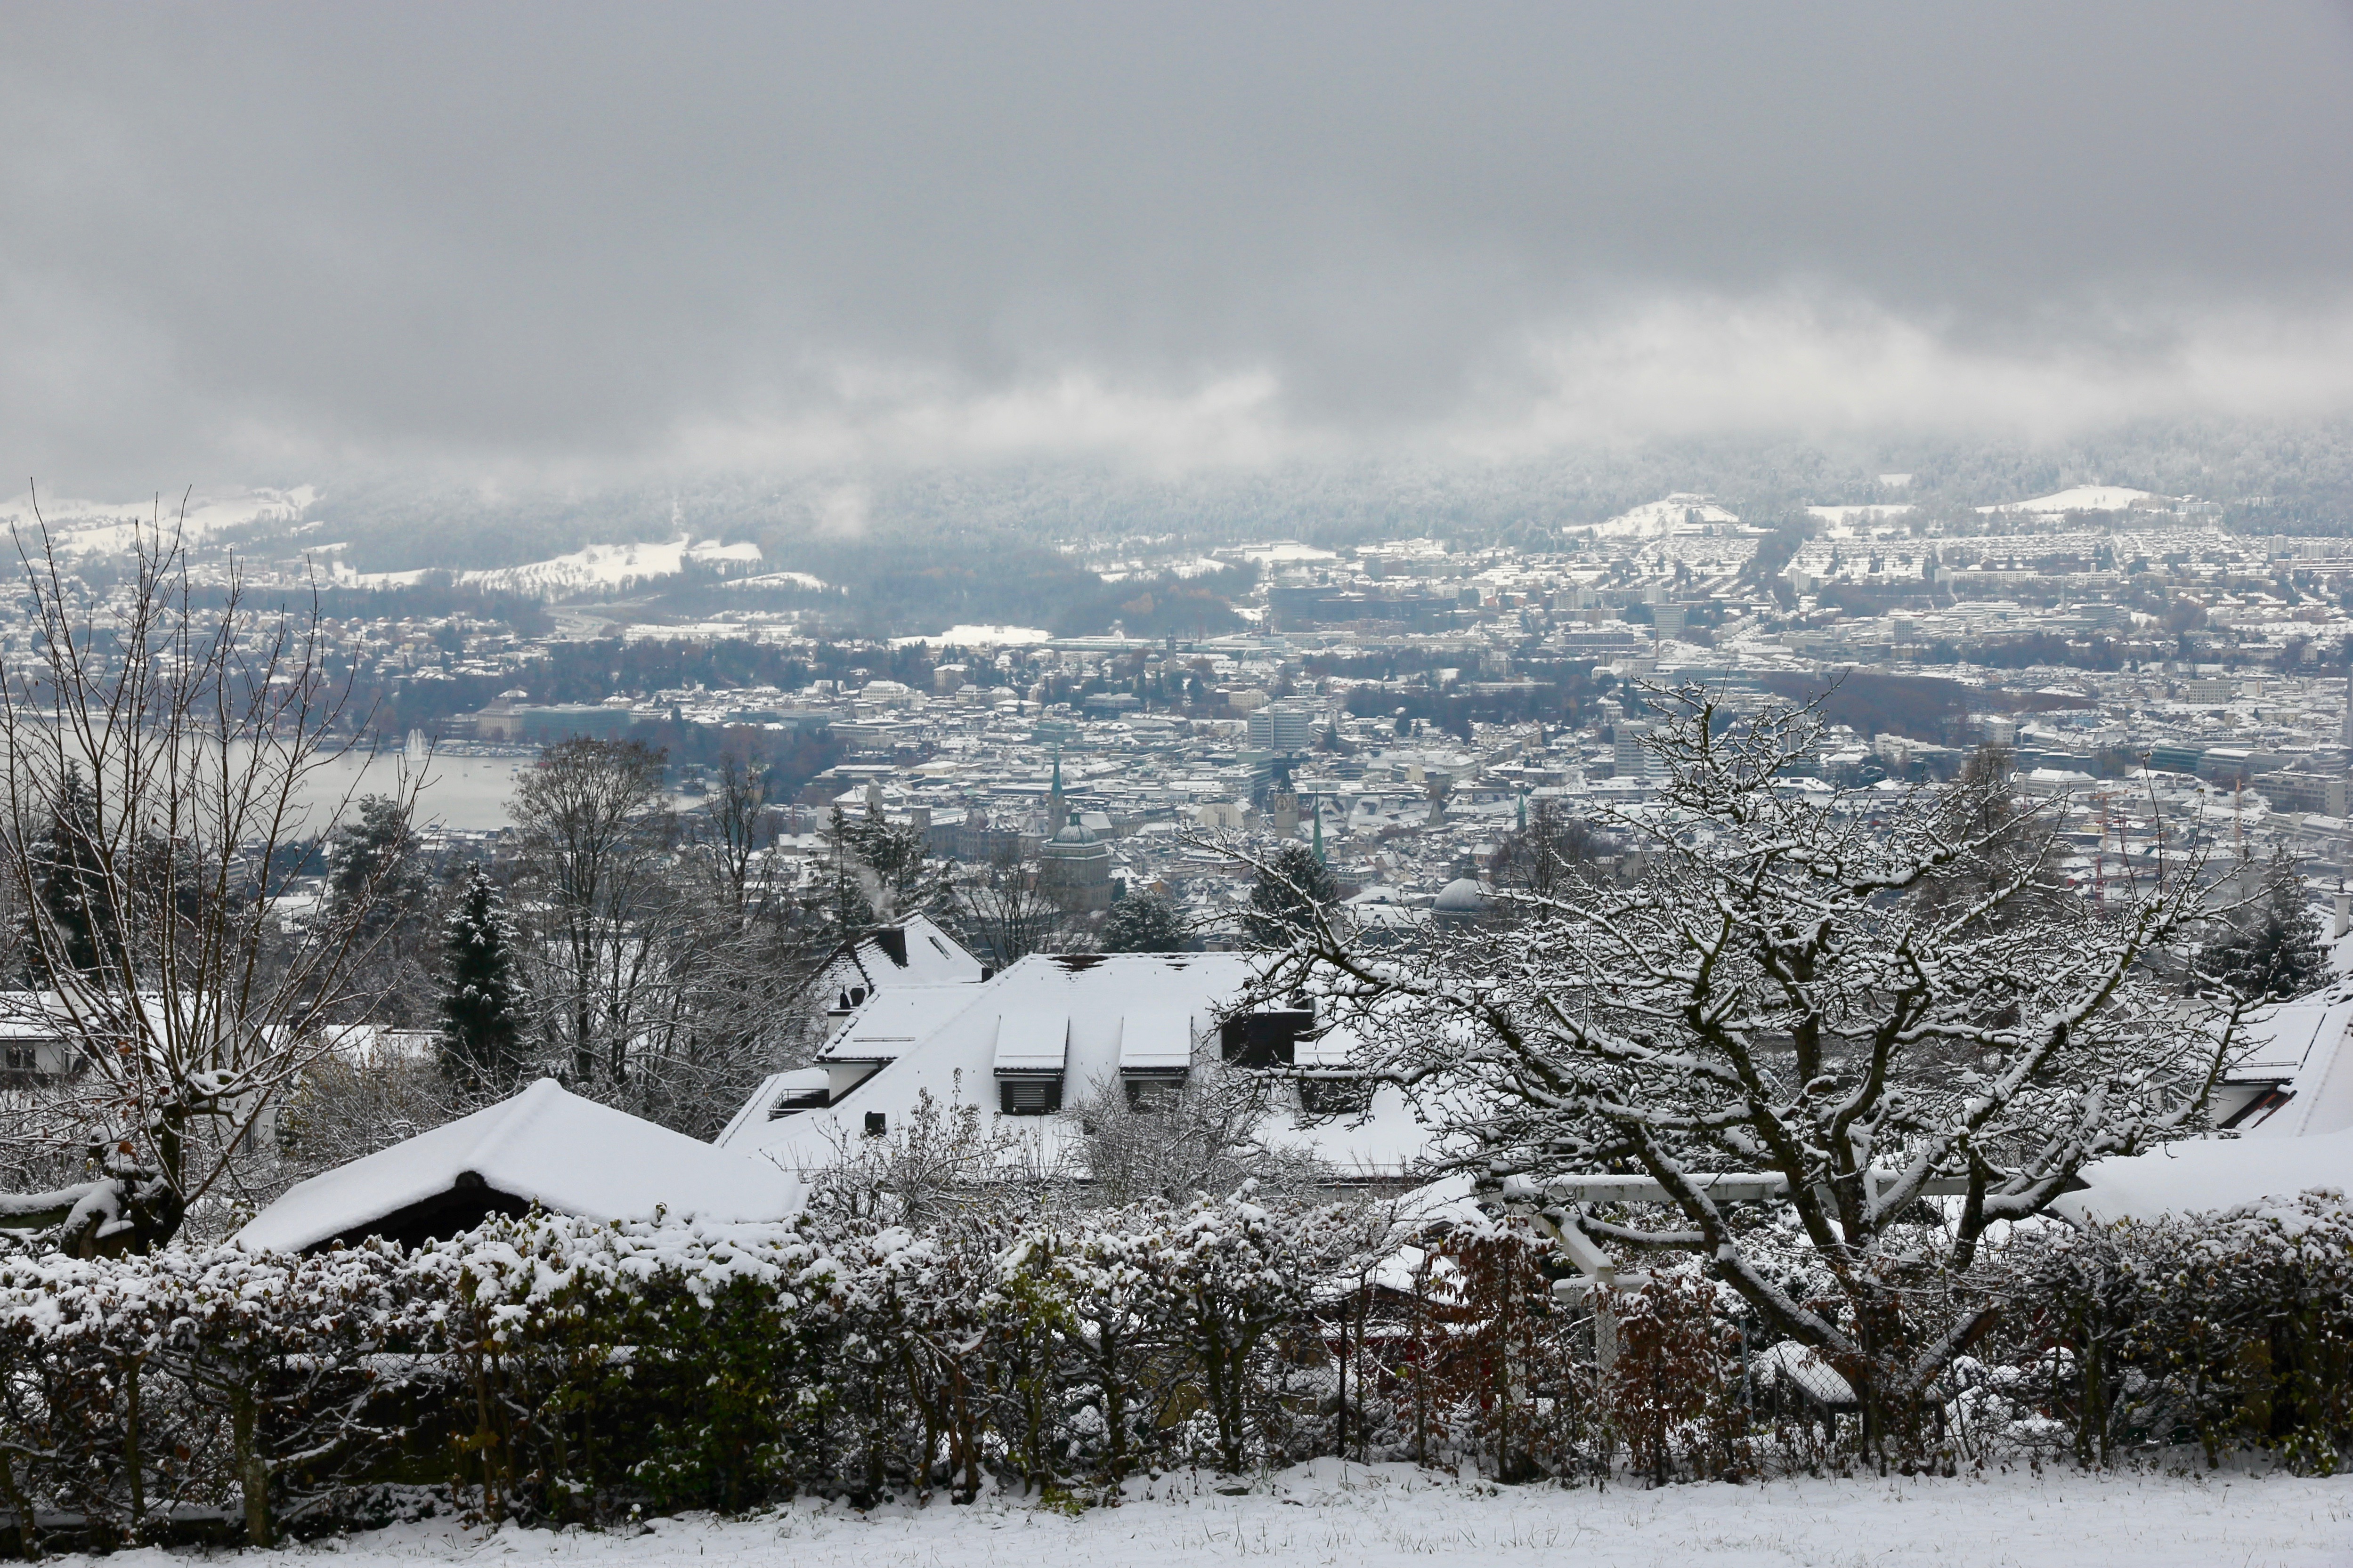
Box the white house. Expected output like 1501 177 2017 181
813 913 986 1015
716 951 1438 1184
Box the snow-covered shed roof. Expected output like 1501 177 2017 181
235 1078 803 1253
719 952 1445 1184
2052 1129 2353 1225
2229 970 2353 1139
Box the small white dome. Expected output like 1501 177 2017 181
1434 877 1487 913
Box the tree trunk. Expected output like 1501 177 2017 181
0 1445 40 1561
121 1358 143 1543
230 1388 270 1547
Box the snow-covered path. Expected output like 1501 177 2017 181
68 1460 2353 1568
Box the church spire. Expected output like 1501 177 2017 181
1048 747 1067 833
1311 800 1326 865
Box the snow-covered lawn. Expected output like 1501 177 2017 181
80 1461 2353 1568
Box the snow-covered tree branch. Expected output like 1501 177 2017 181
0 505 425 1253
1250 688 2243 1449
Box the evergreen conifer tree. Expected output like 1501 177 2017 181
1101 887 1191 952
328 793 428 937
1243 843 1340 948
2197 849 2330 1004
438 863 528 1091
19 765 114 981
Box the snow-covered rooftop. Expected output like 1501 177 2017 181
2053 1129 2353 1225
723 952 1442 1183
236 1078 803 1253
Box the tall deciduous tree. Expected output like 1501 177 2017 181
508 738 670 1084
1256 690 2237 1456
953 841 1067 969
1490 795 1597 900
688 752 773 914
0 506 424 1253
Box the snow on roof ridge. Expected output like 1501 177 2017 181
460 1075 569 1185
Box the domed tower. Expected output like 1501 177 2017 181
1431 876 1488 927
1037 819 1114 912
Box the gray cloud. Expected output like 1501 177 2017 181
4 1 2353 490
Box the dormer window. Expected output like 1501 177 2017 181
994 1011 1070 1116
1299 1076 1374 1115
1220 1010 1314 1067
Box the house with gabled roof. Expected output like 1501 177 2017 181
813 913 987 1016
716 951 1439 1184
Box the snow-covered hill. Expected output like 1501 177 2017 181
0 485 318 554
1593 493 1738 538
724 569 829 591
1980 485 2166 514
341 536 762 598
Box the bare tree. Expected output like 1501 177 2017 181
507 737 670 1083
952 841 1068 969
1071 1068 1321 1207
1490 795 1599 899
686 749 774 915
1255 690 2239 1455
0 507 424 1252
510 741 827 1134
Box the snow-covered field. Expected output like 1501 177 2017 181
1596 493 1740 538
83 1461 2353 1568
1978 485 2160 515
891 623 1057 647
342 537 762 597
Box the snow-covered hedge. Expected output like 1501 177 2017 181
0 1189 2342 1545
1986 1192 2353 1473
0 1192 1387 1541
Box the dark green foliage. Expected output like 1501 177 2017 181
2197 851 2331 1004
438 865 527 1090
329 794 428 938
819 805 951 934
1243 844 1339 949
0 1188 2347 1536
19 766 114 981
1100 888 1189 953
1994 1193 2353 1471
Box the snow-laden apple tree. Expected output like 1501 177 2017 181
1254 690 2242 1452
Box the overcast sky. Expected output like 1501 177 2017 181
6 1 2353 492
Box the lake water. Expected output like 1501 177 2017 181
9 729 636 836
297 749 535 832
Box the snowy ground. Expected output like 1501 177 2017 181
71 1460 2353 1568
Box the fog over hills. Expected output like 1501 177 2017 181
22 412 2353 571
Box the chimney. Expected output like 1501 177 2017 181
2334 891 2349 939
